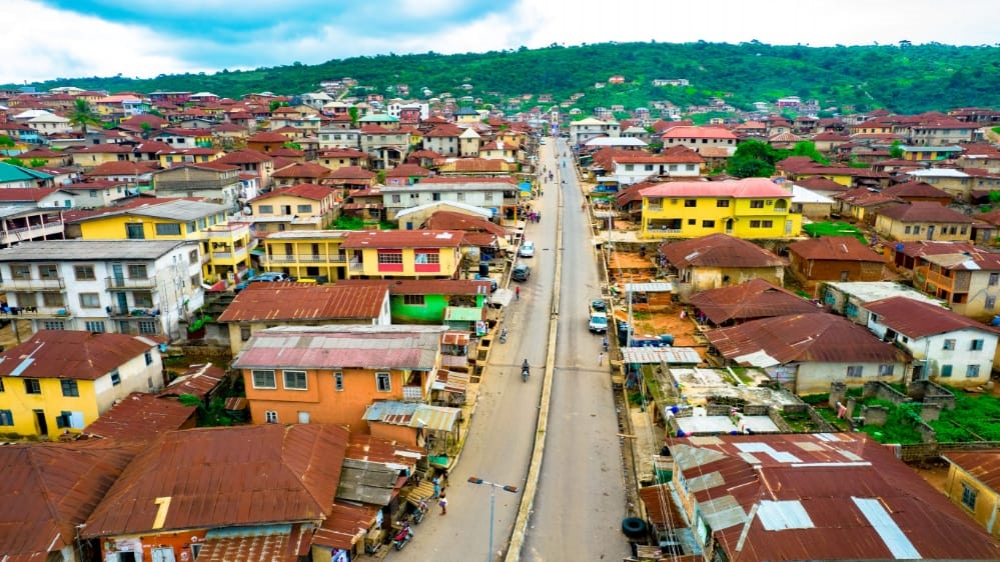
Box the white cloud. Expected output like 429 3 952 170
1 0 199 84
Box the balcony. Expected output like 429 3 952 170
105 277 157 290
107 307 159 320
203 222 251 240
0 278 65 292
210 245 250 264
0 306 71 319
917 267 970 293
0 220 64 246
263 253 348 265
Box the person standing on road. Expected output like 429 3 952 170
515 286 520 300
439 493 448 515
598 352 604 366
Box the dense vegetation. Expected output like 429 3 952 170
10 41 1000 115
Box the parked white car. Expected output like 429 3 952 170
519 241 535 258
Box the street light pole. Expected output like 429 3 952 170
468 476 519 562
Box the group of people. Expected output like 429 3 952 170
526 211 541 223
430 469 449 515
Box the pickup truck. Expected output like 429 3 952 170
588 311 609 333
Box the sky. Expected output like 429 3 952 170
3 0 999 85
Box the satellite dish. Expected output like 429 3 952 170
243 206 252 215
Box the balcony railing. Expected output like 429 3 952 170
0 278 65 291
105 277 156 290
0 221 64 245
263 253 348 264
0 307 71 319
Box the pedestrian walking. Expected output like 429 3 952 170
515 286 520 300
432 477 441 499
598 352 604 366
439 493 448 515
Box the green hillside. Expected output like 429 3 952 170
11 41 1000 115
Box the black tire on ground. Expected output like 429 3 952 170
622 517 647 539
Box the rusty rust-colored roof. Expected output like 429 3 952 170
82 392 196 441
328 165 375 179
705 312 911 367
788 236 885 262
312 502 380 551
882 180 953 199
0 330 156 381
0 440 140 560
385 163 430 177
688 279 819 324
878 200 973 223
231 325 446 371
345 433 423 466
667 433 1000 561
271 162 330 179
217 284 387 323
659 233 786 269
341 229 466 249
864 296 991 339
197 527 303 562
158 363 225 399
637 484 686 532
250 182 336 202
944 451 1000 492
423 210 506 235
81 424 349 537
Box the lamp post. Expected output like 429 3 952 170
467 476 519 562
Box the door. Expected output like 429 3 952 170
33 410 48 436
151 548 176 562
112 264 125 286
725 219 734 234
926 225 935 240
116 292 128 314
911 364 925 382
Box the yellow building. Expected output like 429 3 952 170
341 229 466 279
257 229 353 281
248 183 339 235
0 330 161 438
640 178 801 239
943 451 1000 540
75 199 252 283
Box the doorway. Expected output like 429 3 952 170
33 410 48 436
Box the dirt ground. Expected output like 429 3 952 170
612 301 704 348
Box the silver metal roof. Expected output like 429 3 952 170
0 239 196 261
621 346 701 364
130 199 230 221
624 282 674 293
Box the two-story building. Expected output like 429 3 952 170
256 229 352 281
0 239 203 338
150 161 242 208
875 201 974 242
906 168 974 201
381 177 519 221
247 182 339 234
657 126 738 155
316 147 369 171
342 229 467 280
611 147 704 185
658 233 787 300
568 117 620 146
887 241 1000 321
317 128 362 150
640 178 801 239
422 124 464 156
359 125 410 170
0 329 162 437
233 324 446 429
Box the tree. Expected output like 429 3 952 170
788 141 829 165
0 135 14 148
67 98 101 135
726 139 779 178
889 140 904 159
140 122 152 139
28 158 47 168
2 158 25 167
348 106 360 127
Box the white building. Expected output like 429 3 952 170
380 178 517 220
568 117 620 146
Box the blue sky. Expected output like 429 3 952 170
4 0 999 85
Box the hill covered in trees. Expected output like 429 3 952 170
14 41 1000 115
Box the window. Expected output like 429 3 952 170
134 291 153 307
913 226 920 235
10 264 30 280
687 219 696 225
376 372 391 392
877 364 894 377
750 200 765 209
432 193 442 201
484 192 494 201
941 364 953 378
138 320 157 335
971 339 985 351
187 221 197 233
283 370 308 390
297 204 313 213
702 220 715 228
125 223 145 239
0 410 12 426
110 371 121 386
904 226 912 234
684 199 697 208
258 204 274 214
265 410 279 424
988 296 997 310
943 339 956 350
456 192 466 201
750 220 761 228
189 250 199 264
414 252 439 264
128 264 148 279
967 365 981 378
38 264 58 279
74 265 96 280
24 378 41 394
79 293 100 308
61 379 79 397
990 273 1000 287
0 379 4 392
404 294 426 305
716 200 730 208
155 223 181 236
191 274 201 288
252 370 277 389
43 320 65 330
240 325 252 341
378 252 403 264
761 220 773 228
962 483 978 510
335 372 344 391
391 194 401 203
145 351 153 366
42 293 65 307
846 365 863 378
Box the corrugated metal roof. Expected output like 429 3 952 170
158 363 224 399
623 282 674 293
232 325 446 370
689 279 820 324
0 330 156 381
363 401 461 432
0 239 194 261
441 331 470 346
637 484 686 532
218 284 388 323
621 347 702 365
345 434 422 468
943 451 1000 492
659 234 786 269
665 434 1000 561
197 525 299 562
865 296 997 339
705 313 911 367
312 502 379 551
432 369 470 394
788 236 884 262
341 229 466 249
444 306 485 322
0 440 140 560
81 424 349 537
82 392 196 441
337 458 399 504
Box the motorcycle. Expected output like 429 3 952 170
411 500 428 524
499 327 507 344
522 359 530 382
393 522 414 551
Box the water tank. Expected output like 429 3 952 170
659 334 674 346
478 262 490 277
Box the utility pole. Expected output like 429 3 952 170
467 476 519 562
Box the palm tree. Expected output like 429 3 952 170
67 98 101 135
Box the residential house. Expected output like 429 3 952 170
0 239 203 338
794 176 850 199
435 157 517 177
874 201 973 242
18 147 72 168
150 161 242 207
381 177 518 221
942 451 1000 541
789 184 835 218
233 325 446 428
256 229 352 282
910 119 975 146
0 187 71 209
0 205 66 247
336 278 493 324
80 424 352 562
246 130 291 153
0 162 55 188
706 313 912 395
900 145 964 162
787 236 886 291
957 144 1000 174
422 124 464 156
73 199 250 284
80 390 199 441
658 233 787 300
611 147 704 185
248 182 339 234
882 180 954 205
326 165 377 192
687 278 819 326
568 117 620 146
886 241 1000 321
342 229 467 280
907 168 974 200
0 440 139 561
359 125 410 170
832 187 901 223
384 162 431 187
666 434 1000 561
218 283 391 355
0 330 163 437
658 126 738 155
864 296 996 386
60 179 132 207
812 132 851 153
271 161 331 189
640 178 801 239
83 161 158 192
214 148 275 189
819 280 944 326
317 147 369 172
69 144 135 170
317 129 362 150
150 127 213 149
393 202 494 232
971 208 1000 246
459 127 482 156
